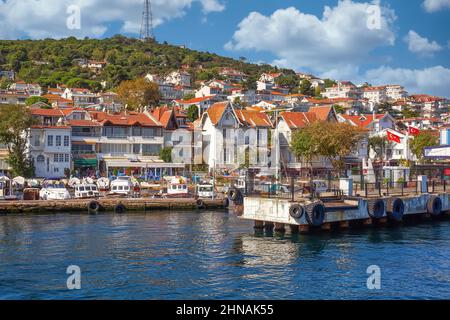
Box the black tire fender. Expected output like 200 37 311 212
367 199 385 219
289 204 305 219
222 197 230 209
305 202 325 227
196 199 206 210
228 188 242 201
427 196 443 216
387 198 404 222
87 200 100 214
114 203 126 214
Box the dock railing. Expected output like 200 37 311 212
353 179 448 198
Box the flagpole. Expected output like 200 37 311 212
405 128 410 162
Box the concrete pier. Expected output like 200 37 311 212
240 192 450 233
0 197 227 214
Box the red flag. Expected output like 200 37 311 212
387 131 401 143
408 126 420 136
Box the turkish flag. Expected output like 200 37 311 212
387 131 401 143
408 126 420 136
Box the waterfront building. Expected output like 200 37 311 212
28 108 71 178
62 88 98 108
200 101 272 171
276 107 338 174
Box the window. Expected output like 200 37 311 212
54 168 59 173
56 136 61 146
59 154 64 162
65 154 69 163
33 135 40 147
142 144 161 156
37 155 45 163
48 135 53 146
64 136 70 147
54 154 58 162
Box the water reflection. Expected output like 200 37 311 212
1 213 450 299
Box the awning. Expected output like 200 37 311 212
103 158 185 169
74 158 98 167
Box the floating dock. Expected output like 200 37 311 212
231 184 450 233
0 197 228 214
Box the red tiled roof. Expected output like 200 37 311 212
340 114 386 128
234 109 272 128
279 112 317 129
30 108 64 117
89 111 161 127
308 106 335 121
175 95 215 104
67 119 101 127
206 102 229 125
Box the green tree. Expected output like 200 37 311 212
333 104 345 114
378 102 400 118
401 106 420 118
410 131 438 163
0 105 36 177
25 96 49 106
291 121 366 172
299 79 314 96
187 105 200 122
368 136 389 160
183 93 195 101
159 147 173 163
275 74 299 88
116 78 160 110
323 79 337 88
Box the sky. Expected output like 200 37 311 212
0 0 449 97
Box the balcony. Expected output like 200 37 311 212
72 132 101 137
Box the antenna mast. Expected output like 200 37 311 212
140 0 154 41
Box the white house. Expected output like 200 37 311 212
165 71 192 87
28 108 71 178
337 113 396 134
200 101 272 171
322 81 361 100
62 88 98 108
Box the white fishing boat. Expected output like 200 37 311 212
97 177 110 191
68 177 81 189
166 176 189 198
39 180 71 200
110 176 134 196
27 179 40 188
12 176 26 190
73 183 100 199
196 184 214 198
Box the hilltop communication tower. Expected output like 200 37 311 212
140 0 154 41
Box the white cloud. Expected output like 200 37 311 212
0 0 225 39
200 0 225 13
423 0 450 12
225 0 397 73
404 30 442 57
365 65 450 97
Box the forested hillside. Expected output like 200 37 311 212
0 35 294 91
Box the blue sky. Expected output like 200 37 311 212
1 0 449 96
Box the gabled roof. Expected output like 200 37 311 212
279 112 318 129
340 114 388 128
308 106 336 121
234 109 272 128
152 106 177 129
175 95 215 104
67 119 101 127
206 102 229 125
89 111 161 127
30 108 64 117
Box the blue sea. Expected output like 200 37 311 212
1 211 450 300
